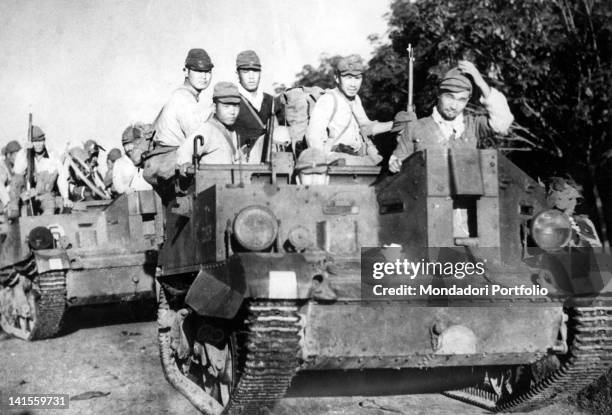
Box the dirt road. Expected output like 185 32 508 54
0 307 591 415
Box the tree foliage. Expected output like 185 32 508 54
294 0 612 244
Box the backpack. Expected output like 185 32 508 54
278 86 336 156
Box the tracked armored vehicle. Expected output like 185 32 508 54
156 148 611 414
0 191 162 340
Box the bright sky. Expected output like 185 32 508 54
0 0 390 155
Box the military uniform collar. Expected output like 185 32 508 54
182 80 201 101
237 84 264 110
432 106 464 131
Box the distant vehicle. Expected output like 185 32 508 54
0 191 161 340
154 147 611 414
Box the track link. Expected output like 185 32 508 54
444 298 612 412
158 286 301 415
0 253 66 341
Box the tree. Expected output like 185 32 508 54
294 54 343 89
295 0 612 245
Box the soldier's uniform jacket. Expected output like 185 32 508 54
393 88 514 161
305 87 374 154
0 160 11 207
234 84 274 148
176 116 242 166
153 80 211 148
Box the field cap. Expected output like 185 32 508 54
84 139 105 155
336 55 365 76
295 148 328 174
69 146 88 162
213 81 241 104
31 125 46 141
108 148 122 162
4 140 21 154
236 50 261 70
440 68 473 94
185 48 214 72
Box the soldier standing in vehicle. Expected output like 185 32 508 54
144 48 214 194
12 126 64 215
233 50 275 163
305 54 394 166
176 81 243 169
0 140 21 214
389 60 514 173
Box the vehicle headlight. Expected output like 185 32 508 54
233 205 278 251
531 209 572 251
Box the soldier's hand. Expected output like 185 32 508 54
7 206 19 219
391 111 417 133
177 162 193 177
457 60 483 82
62 197 74 208
20 189 34 201
388 154 402 173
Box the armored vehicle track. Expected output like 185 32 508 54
445 298 612 412
158 286 301 415
0 254 67 340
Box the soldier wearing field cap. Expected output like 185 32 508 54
144 48 214 195
0 140 22 213
176 81 243 169
233 50 276 163
110 126 153 195
389 60 514 173
305 54 394 166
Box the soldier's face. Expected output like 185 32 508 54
6 152 17 164
437 91 470 121
215 102 240 126
336 74 363 98
186 68 212 92
237 69 261 92
33 141 45 154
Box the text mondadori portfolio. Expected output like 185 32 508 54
372 284 549 296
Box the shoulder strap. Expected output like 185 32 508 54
327 90 354 142
240 96 266 130
210 119 237 156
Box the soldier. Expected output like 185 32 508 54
12 126 63 215
233 50 274 163
176 81 242 169
0 140 22 213
546 177 602 248
112 129 152 194
389 60 514 173
144 48 214 194
104 148 122 195
59 146 108 202
82 139 107 192
305 54 394 166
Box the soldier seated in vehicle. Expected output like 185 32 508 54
305 55 396 166
545 176 602 248
176 81 244 172
389 60 514 173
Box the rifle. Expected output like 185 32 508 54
407 44 415 114
25 113 34 215
261 99 276 164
